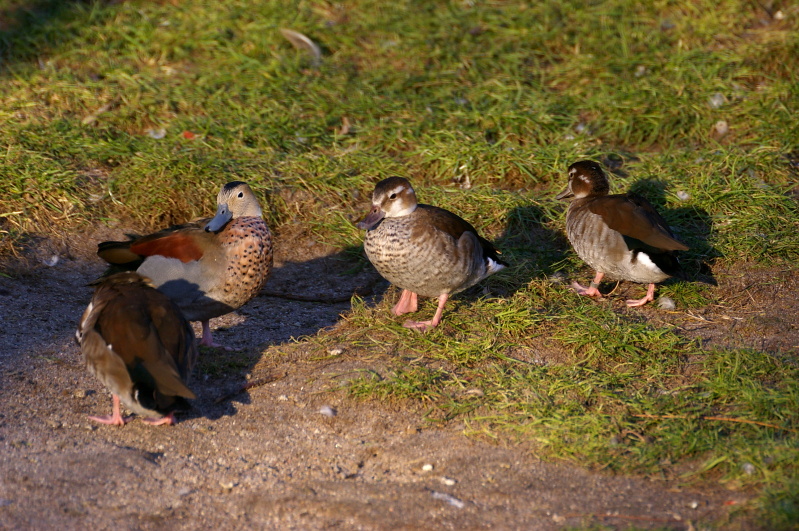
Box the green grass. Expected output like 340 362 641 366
2 0 798 526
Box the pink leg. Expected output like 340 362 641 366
403 293 448 333
142 413 176 426
391 289 418 316
199 320 233 350
571 271 604 298
626 283 656 307
89 395 132 426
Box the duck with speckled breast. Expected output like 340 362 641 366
97 182 273 348
357 176 507 332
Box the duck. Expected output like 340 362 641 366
97 181 273 348
556 160 689 307
76 272 198 426
357 176 507 332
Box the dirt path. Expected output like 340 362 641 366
0 235 759 530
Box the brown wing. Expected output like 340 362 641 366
587 194 689 251
98 220 211 266
414 204 507 265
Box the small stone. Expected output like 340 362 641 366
440 476 456 486
422 463 434 472
676 190 690 201
147 128 166 139
42 255 59 267
219 481 236 490
327 347 343 356
319 405 337 417
73 389 87 399
634 65 647 77
714 120 729 137
774 10 784 20
277 395 289 401
657 297 676 311
741 462 756 475
45 419 62 429
689 500 699 509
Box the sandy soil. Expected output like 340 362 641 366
1 229 783 530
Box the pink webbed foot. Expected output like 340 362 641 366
571 281 602 298
142 413 177 426
571 272 604 298
402 320 437 333
626 283 656 307
401 293 448 333
199 320 234 351
391 290 418 316
89 395 132 426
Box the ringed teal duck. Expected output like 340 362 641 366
556 160 689 307
98 182 273 348
357 177 507 332
76 272 197 426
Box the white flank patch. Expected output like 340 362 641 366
486 257 506 274
636 252 663 274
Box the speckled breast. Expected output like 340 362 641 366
566 206 669 284
363 217 481 298
218 217 273 308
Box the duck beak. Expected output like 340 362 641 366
205 204 232 232
555 188 573 200
356 205 385 230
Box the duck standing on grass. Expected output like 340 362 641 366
76 272 197 426
97 182 273 348
357 176 507 332
556 160 689 307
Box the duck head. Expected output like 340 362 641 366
205 181 263 233
357 177 418 230
556 160 611 200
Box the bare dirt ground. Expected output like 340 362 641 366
1 227 787 530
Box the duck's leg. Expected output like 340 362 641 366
142 413 176 426
626 283 656 307
89 395 132 426
199 319 233 350
571 271 604 298
391 289 418 316
403 293 448 333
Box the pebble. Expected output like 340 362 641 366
147 128 166 139
676 190 690 201
422 464 434 472
73 389 87 399
319 405 337 417
741 462 756 475
327 347 343 356
714 120 729 137
440 477 456 486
